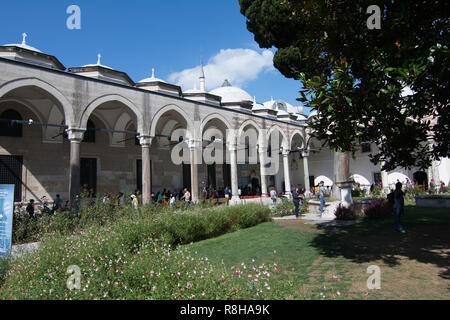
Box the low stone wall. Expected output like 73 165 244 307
415 195 450 208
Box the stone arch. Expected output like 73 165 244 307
200 113 233 145
80 94 143 134
0 77 74 127
149 104 193 141
289 129 305 150
267 125 289 149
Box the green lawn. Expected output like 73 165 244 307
188 204 450 299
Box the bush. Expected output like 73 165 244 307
363 199 393 219
370 186 382 197
0 204 279 300
272 199 308 217
334 204 357 220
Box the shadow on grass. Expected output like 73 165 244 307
309 205 450 281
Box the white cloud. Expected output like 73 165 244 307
168 48 275 91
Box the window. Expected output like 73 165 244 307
0 155 23 202
361 143 371 153
373 172 382 184
82 120 96 143
0 110 23 137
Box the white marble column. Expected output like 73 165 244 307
229 143 239 201
139 136 152 205
381 162 389 193
302 151 311 197
282 148 291 197
189 140 201 203
258 143 268 197
67 128 85 205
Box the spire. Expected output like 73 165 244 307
152 68 155 79
199 56 205 92
21 33 27 45
97 53 101 65
222 79 232 87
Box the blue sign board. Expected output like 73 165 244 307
0 185 14 258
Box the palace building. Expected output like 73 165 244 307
1 34 448 205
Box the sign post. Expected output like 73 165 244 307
0 185 14 258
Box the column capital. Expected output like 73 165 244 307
188 139 202 149
66 127 85 142
301 151 310 158
282 148 290 157
138 135 152 147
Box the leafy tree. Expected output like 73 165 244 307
239 0 449 171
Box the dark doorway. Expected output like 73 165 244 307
207 163 216 188
223 164 231 189
413 171 428 188
136 159 152 194
136 159 142 194
182 162 191 190
0 155 23 202
309 176 315 189
80 158 97 195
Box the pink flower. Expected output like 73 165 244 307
364 292 369 298
337 291 341 297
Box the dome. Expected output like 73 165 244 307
138 68 166 83
3 33 42 53
262 99 291 116
209 80 252 104
82 53 112 69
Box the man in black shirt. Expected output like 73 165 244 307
26 199 35 218
292 187 302 219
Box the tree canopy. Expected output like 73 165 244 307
239 0 449 171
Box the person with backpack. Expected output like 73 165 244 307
393 182 406 233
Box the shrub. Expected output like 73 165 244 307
363 200 393 219
272 199 308 217
334 204 357 220
0 204 280 300
370 186 382 197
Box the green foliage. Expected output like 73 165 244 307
0 204 277 300
271 199 309 217
239 0 449 170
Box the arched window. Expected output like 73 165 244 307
0 109 23 137
83 119 96 143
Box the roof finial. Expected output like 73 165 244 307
22 33 27 45
97 53 101 65
152 68 155 78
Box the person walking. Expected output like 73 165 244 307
52 194 62 213
292 187 301 219
26 199 35 219
393 182 406 233
181 188 191 209
318 181 326 215
131 194 138 213
169 193 177 212
270 187 277 207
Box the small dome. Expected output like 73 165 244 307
209 80 252 104
82 53 112 69
3 33 42 53
138 68 166 83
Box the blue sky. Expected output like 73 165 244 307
1 0 308 113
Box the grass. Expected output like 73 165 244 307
188 204 450 300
